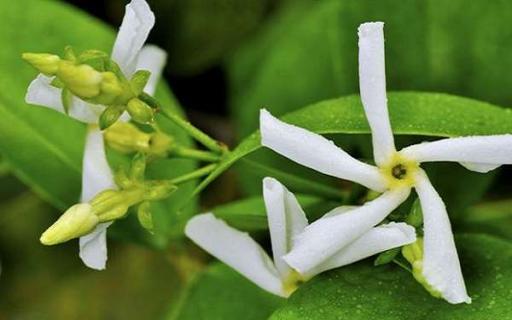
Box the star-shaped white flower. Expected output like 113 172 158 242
25 0 166 270
185 177 415 297
260 22 512 304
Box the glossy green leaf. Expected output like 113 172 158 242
229 0 512 138
169 263 284 320
0 0 195 244
194 92 512 196
270 234 512 320
459 199 512 241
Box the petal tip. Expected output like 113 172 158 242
358 21 384 37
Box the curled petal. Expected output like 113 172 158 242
358 22 396 165
414 170 471 304
26 75 101 123
111 0 155 76
284 188 410 275
308 222 416 278
263 177 308 277
260 109 385 192
135 45 167 95
79 222 112 270
81 126 117 202
185 213 285 297
401 135 512 169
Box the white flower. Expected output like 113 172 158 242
185 177 415 297
260 22 512 304
25 0 167 270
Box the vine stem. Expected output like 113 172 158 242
140 92 226 154
171 146 221 162
170 164 217 185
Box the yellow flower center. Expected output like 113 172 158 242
379 153 419 189
282 270 305 296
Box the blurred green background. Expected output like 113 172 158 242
1 0 512 319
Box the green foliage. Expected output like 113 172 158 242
169 263 284 320
0 0 195 245
229 0 512 139
270 234 512 320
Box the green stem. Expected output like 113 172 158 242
171 146 221 162
140 92 225 154
170 164 217 185
392 258 412 273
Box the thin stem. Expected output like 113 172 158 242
170 164 217 185
171 146 221 162
140 92 225 154
392 258 412 273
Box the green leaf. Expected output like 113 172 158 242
229 0 512 139
194 92 512 196
270 234 512 320
0 0 195 244
212 194 340 232
169 263 284 320
459 199 512 241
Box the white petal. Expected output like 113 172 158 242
185 213 285 297
135 45 167 95
80 126 116 202
26 75 102 123
111 0 155 77
260 109 386 192
284 188 410 275
414 170 471 304
263 177 308 277
401 135 512 169
79 222 112 270
358 22 396 165
308 222 416 277
459 162 501 173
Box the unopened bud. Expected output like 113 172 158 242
137 201 154 233
143 180 177 201
22 53 61 76
90 189 144 221
148 132 174 157
130 70 151 96
99 105 125 130
57 61 102 98
130 153 146 182
40 203 99 245
104 122 151 153
78 49 109 71
406 199 423 228
126 98 154 124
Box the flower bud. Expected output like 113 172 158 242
90 189 145 222
78 49 109 71
57 61 102 98
130 70 151 96
126 98 154 124
148 131 174 157
99 105 125 130
143 180 177 201
104 122 152 153
22 53 61 76
40 203 99 245
93 72 124 106
137 201 154 234
130 153 146 182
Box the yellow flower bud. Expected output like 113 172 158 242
104 122 152 154
22 53 61 76
57 61 102 98
90 189 145 222
126 98 154 124
137 201 154 234
40 203 99 245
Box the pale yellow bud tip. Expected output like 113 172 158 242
22 53 61 76
40 203 99 245
56 61 102 98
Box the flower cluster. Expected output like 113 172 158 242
24 0 167 270
186 22 512 304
